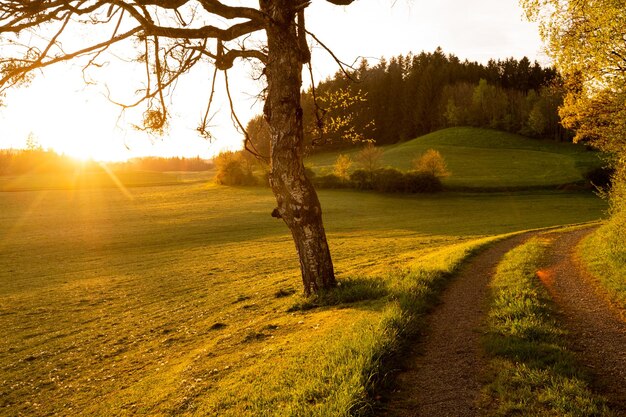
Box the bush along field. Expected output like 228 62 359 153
481 237 612 416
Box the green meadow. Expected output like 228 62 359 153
0 128 609 416
0 169 212 192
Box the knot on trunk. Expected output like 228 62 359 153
271 207 282 218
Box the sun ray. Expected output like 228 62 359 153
98 162 134 201
0 189 49 252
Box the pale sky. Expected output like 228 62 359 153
0 0 545 161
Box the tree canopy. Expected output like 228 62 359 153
521 0 626 158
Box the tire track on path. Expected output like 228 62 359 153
380 232 536 417
540 228 626 414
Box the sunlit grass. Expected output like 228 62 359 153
579 220 626 311
0 169 212 192
482 237 612 416
0 183 607 415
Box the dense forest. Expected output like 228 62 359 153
247 48 567 156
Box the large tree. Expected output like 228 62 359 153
520 0 626 158
0 0 354 295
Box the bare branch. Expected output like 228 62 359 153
1 27 142 88
305 29 357 81
218 49 267 69
107 47 201 108
82 8 127 82
135 0 190 9
307 61 327 147
196 0 265 22
224 69 268 161
144 19 263 41
134 0 264 22
197 64 219 139
324 0 356 5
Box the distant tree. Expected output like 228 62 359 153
296 49 559 148
470 79 508 129
354 143 384 173
444 99 462 127
332 154 352 181
127 156 211 171
441 83 475 127
526 101 547 136
412 149 450 178
25 133 42 151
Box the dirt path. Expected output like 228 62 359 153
379 232 536 417
540 228 626 414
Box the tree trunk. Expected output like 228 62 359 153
262 1 336 296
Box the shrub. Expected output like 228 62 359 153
312 174 349 189
404 172 443 193
349 168 442 193
214 151 256 186
350 169 374 190
333 154 353 180
355 142 384 173
412 149 450 178
371 168 405 193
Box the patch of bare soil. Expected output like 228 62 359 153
379 233 536 417
540 228 626 414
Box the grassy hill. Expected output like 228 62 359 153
307 127 603 189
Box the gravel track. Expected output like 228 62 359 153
382 227 625 416
540 228 626 414
380 232 536 417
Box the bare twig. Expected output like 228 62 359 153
305 29 357 81
307 60 328 146
198 64 220 139
224 69 268 161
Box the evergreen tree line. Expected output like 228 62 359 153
0 149 93 175
247 48 567 155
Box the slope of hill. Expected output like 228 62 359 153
308 127 603 189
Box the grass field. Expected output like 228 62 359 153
580 222 626 312
0 178 607 416
0 169 213 192
307 127 603 188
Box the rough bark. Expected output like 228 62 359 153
262 0 336 296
